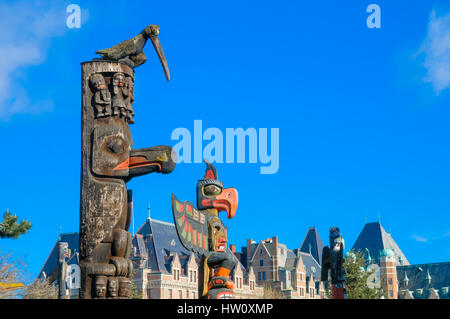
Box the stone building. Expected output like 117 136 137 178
38 220 324 299
39 218 449 299
396 262 450 299
130 217 264 299
352 221 450 299
234 227 326 299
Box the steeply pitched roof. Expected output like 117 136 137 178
397 262 450 299
38 233 79 279
352 222 409 266
136 218 193 273
135 218 244 275
299 227 325 265
284 249 321 280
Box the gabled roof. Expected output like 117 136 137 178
299 227 325 265
135 218 193 273
38 233 79 280
284 249 321 280
135 218 245 275
397 262 450 299
249 240 273 264
298 251 321 280
352 222 409 266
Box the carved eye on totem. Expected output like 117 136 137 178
104 136 126 155
210 221 223 235
203 184 222 196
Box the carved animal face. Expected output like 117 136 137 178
329 227 345 251
197 162 238 219
144 24 160 37
91 118 132 178
208 216 227 252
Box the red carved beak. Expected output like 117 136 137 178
112 145 176 178
213 188 238 219
113 156 162 172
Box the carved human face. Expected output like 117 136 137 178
90 74 106 90
118 280 131 297
108 278 118 297
125 77 134 94
95 276 107 298
208 216 227 252
114 73 125 87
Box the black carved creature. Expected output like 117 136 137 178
95 24 170 81
321 227 347 299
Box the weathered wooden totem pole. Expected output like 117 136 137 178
79 25 175 299
172 161 238 299
321 227 347 299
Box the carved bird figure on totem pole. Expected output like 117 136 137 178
172 161 239 299
321 227 347 299
95 24 170 80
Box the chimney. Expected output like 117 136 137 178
247 239 254 268
273 236 279 281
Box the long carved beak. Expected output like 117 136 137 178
213 188 238 219
113 145 176 178
150 35 170 81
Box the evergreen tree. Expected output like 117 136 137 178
0 209 31 239
344 250 384 299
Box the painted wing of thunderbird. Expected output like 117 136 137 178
172 194 209 256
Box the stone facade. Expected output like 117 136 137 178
41 219 450 299
130 218 264 299
239 236 326 299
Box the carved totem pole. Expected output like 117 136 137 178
321 227 347 299
80 25 175 299
172 161 238 299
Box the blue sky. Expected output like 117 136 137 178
1 0 450 280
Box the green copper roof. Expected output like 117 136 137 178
380 248 395 257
